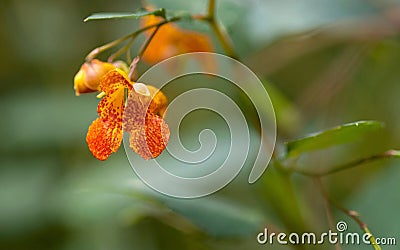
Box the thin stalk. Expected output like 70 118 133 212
314 178 381 250
128 56 140 81
209 21 238 59
205 0 238 59
320 187 341 250
108 37 135 62
126 44 132 64
138 25 161 58
208 0 216 19
85 17 181 62
86 33 133 62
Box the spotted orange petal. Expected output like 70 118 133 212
97 87 125 123
99 68 132 94
123 84 170 159
128 113 170 160
86 118 122 160
86 69 133 160
97 68 133 123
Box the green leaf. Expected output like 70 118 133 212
162 197 265 237
84 8 166 22
285 121 383 157
118 180 266 237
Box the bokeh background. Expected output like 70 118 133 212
1 0 400 249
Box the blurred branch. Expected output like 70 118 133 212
107 37 134 63
320 185 341 250
314 178 381 250
85 16 181 62
270 162 308 235
85 1 240 62
155 209 205 236
86 33 133 62
246 13 400 76
208 0 216 19
206 0 238 59
138 25 161 58
209 21 238 59
298 45 366 114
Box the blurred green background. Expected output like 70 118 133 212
1 0 400 249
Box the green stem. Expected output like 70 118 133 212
364 227 382 250
138 25 161 58
314 178 381 250
206 0 238 59
320 186 341 250
293 150 400 177
108 37 134 62
126 44 132 65
86 33 133 62
273 161 307 233
209 21 238 59
85 1 239 62
85 17 181 62
208 0 216 19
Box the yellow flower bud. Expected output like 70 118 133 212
73 59 116 96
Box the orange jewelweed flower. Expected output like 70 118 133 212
140 14 213 64
85 68 170 161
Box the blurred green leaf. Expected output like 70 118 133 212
258 163 308 233
263 81 301 135
162 197 265 237
84 8 165 22
285 121 383 157
119 179 266 237
54 160 265 238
